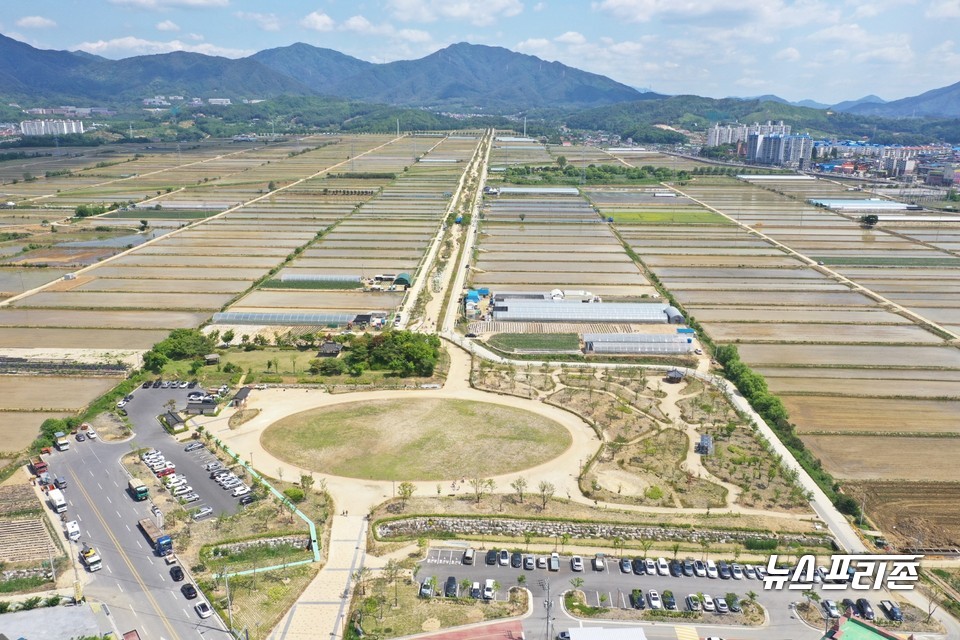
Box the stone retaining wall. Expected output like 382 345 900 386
376 516 831 548
213 535 311 555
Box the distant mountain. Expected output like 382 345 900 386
250 44 373 91
0 33 312 102
257 42 648 110
0 35 648 112
831 94 886 112
845 82 960 117
736 94 829 109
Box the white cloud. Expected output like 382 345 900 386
300 11 335 32
533 1 546 9
156 20 180 32
775 46 801 61
925 0 960 18
515 37 552 55
74 36 249 58
387 0 523 27
108 0 228 8
235 11 280 32
16 16 57 29
340 15 431 42
555 31 586 45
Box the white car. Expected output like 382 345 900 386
706 560 719 578
647 589 662 610
181 493 200 503
221 480 242 490
86 428 98 440
195 601 213 618
644 558 656 574
656 557 669 575
65 520 81 541
232 486 251 497
193 507 214 520
701 593 716 612
571 556 584 572
731 563 744 580
172 486 193 497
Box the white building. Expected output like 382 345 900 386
19 119 84 136
707 121 791 146
207 98 232 106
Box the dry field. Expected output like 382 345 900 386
0 376 121 410
0 411 74 452
846 481 960 547
0 327 168 348
804 435 960 482
783 397 960 433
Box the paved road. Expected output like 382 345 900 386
40 382 241 639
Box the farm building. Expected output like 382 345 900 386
231 387 251 408
279 273 362 283
393 272 412 287
664 306 684 324
583 333 693 354
492 291 552 302
316 341 343 357
493 300 675 323
213 311 357 326
185 399 218 415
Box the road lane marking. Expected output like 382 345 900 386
116 510 122 519
106 496 112 504
97 482 103 490
674 626 698 640
126 524 131 532
118 583 123 593
107 565 113 574
67 467 182 640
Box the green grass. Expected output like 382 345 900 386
813 256 960 267
486 333 580 352
609 210 730 224
260 279 361 290
0 575 52 593
261 398 572 481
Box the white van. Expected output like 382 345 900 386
65 520 81 542
463 548 475 565
483 578 495 600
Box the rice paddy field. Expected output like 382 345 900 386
0 132 476 449
612 170 960 545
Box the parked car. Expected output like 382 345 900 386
511 552 522 568
523 555 535 570
880 600 903 621
195 602 213 619
647 590 662 610
620 558 632 573
633 557 645 575
170 565 184 581
571 556 584 572
238 495 256 506
701 593 716 612
184 442 205 452
706 560 719 579
233 486 251 497
645 558 656 575
718 561 732 579
65 520 81 541
715 596 729 614
630 590 646 610
731 563 744 580
193 507 214 520
662 591 677 610
693 560 707 577
181 493 200 503
656 557 669 575
592 554 606 571
841 598 857 616
686 594 701 611
485 550 497 565
682 559 695 577
181 583 198 599
86 428 98 440
157 467 176 478
444 576 458 598
419 580 434 598
743 564 758 580
857 598 875 621
669 559 683 577
822 599 841 619
76 432 86 442
537 556 547 569
498 549 509 566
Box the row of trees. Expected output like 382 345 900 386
395 476 557 510
504 163 691 185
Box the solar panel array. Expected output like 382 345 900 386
213 311 357 326
495 301 669 323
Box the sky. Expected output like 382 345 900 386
2 0 959 104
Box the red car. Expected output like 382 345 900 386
157 467 176 478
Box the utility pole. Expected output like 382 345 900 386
544 579 554 640
223 570 234 630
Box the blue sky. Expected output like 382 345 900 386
2 0 959 104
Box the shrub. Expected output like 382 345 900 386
283 487 305 503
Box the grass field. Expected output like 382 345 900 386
611 211 730 224
261 398 572 480
260 279 362 290
486 333 580 352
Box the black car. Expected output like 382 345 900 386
669 559 683 577
728 597 742 613
485 550 497 565
181 583 198 599
632 557 645 575
170 565 185 581
682 559 695 577
857 598 875 621
510 552 522 568
152 379 162 388
141 381 151 389
662 591 677 610
841 598 857 615
239 494 256 505
444 576 458 598
629 590 646 609
718 561 732 579
118 408 128 417
188 381 198 389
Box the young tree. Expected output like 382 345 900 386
397 481 416 509
510 476 528 503
538 480 555 510
383 559 401 606
570 577 584 590
469 477 494 503
353 566 372 595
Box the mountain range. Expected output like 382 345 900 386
0 34 643 111
1 32 960 120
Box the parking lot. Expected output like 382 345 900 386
124 381 242 519
418 546 895 629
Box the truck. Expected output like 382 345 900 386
54 431 70 451
138 517 173 556
80 544 102 572
30 455 48 475
548 552 560 572
122 632 142 640
127 478 149 501
48 488 67 514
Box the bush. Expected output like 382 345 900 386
283 487 305 503
744 538 778 551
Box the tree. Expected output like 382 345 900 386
222 329 235 344
143 350 168 373
511 476 528 503
300 473 315 493
139 219 148 231
560 533 570 552
538 480 555 510
524 530 534 550
926 585 942 622
641 539 654 560
570 577 584 590
383 559 401 606
557 155 568 168
397 481 416 509
353 566 372 595
517 574 526 586
469 477 494 503
670 542 681 560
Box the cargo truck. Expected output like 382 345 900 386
30 455 48 475
81 544 102 572
138 517 173 556
48 488 67 514
127 478 149 501
54 431 70 451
